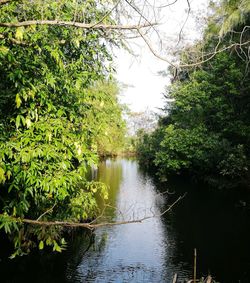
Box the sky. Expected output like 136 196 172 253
115 0 209 113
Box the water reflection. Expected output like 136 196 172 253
1 158 250 282
77 158 170 282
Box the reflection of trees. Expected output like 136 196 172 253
69 159 124 282
139 165 250 281
157 177 250 282
0 219 115 283
95 158 123 220
1 159 124 283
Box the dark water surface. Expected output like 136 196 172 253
1 158 250 282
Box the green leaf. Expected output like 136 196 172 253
25 118 31 128
15 27 25 41
0 167 6 184
15 94 22 109
39 240 44 250
16 115 21 129
0 46 9 56
53 241 62 252
6 170 12 180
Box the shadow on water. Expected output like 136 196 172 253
1 158 250 282
0 229 95 283
144 169 250 283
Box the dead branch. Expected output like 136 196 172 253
156 0 178 9
36 203 57 221
172 273 178 283
125 0 154 28
137 26 250 68
176 0 191 46
1 1 248 71
0 19 156 30
194 248 197 283
1 193 186 230
180 39 250 68
137 28 176 68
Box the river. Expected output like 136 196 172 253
1 158 250 282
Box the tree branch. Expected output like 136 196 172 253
137 28 176 68
0 20 156 30
1 194 186 230
180 40 250 68
0 0 13 5
176 0 191 46
156 0 178 9
91 0 122 29
36 203 57 221
137 26 250 69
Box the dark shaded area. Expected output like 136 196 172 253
0 229 94 283
158 175 250 283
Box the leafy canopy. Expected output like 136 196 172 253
0 0 125 256
137 0 250 188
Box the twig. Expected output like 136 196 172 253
158 193 186 217
194 248 197 283
124 0 161 43
138 26 250 68
137 28 176 68
90 0 122 29
156 0 178 9
176 0 191 46
36 203 57 221
172 273 178 283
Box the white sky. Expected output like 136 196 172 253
115 0 208 112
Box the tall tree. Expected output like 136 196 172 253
0 0 126 256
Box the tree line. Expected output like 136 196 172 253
137 0 250 189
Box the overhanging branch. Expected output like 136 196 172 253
180 39 250 68
1 194 186 230
137 27 250 69
0 20 157 30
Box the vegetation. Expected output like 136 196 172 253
122 110 158 155
137 0 250 188
0 0 126 256
0 0 249 259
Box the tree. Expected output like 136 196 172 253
137 0 250 188
0 0 128 256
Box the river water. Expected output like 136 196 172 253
1 158 250 282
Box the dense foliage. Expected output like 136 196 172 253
137 0 250 188
0 0 125 256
